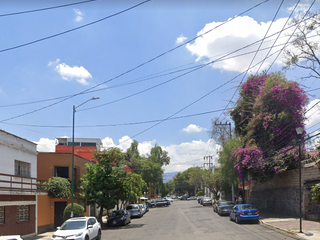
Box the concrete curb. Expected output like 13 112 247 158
259 220 300 238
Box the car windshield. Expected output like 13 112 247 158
204 197 211 200
126 205 138 210
239 205 256 210
110 211 124 217
60 220 86 230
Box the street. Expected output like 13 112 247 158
101 200 300 240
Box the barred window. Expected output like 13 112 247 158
15 160 31 177
0 206 4 224
17 205 29 222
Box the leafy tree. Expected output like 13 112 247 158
63 203 84 221
150 144 170 166
174 170 195 196
80 148 126 223
44 177 72 199
310 183 320 203
126 140 142 174
283 12 320 80
230 72 308 181
188 166 204 195
218 138 241 187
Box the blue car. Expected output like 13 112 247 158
229 204 260 224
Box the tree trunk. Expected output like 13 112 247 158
98 206 103 224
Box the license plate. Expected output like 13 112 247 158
248 213 252 215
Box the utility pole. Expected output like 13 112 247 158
214 122 235 202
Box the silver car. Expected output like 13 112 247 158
126 204 143 218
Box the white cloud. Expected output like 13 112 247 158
163 139 219 173
186 16 292 73
183 124 207 133
101 137 116 149
73 8 83 22
305 99 320 130
34 138 55 152
48 59 92 85
176 35 187 44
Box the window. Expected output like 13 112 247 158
0 206 4 224
17 205 29 222
55 167 69 179
81 142 96 147
15 160 31 177
68 142 80 146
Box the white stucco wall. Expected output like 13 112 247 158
0 130 37 178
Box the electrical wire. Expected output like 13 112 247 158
0 0 97 17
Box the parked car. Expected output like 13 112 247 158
139 203 147 215
179 196 188 200
162 199 171 205
217 201 234 215
0 236 23 240
126 204 143 218
202 197 212 206
51 217 101 240
107 210 131 227
163 197 173 202
197 196 204 203
148 199 169 207
187 196 197 200
213 200 222 212
143 203 149 212
229 204 260 224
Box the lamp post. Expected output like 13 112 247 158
296 126 303 233
71 97 99 218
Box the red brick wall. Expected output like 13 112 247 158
0 205 35 236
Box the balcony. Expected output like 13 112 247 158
0 173 47 194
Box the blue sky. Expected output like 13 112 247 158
1 0 320 173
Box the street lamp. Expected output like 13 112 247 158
296 126 303 233
71 97 99 218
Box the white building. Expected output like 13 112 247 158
0 130 40 237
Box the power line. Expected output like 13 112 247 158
0 0 97 17
0 0 269 124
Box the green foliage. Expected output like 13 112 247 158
197 191 203 196
63 203 84 221
44 177 72 199
310 183 320 203
218 138 241 186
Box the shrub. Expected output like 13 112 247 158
44 177 72 199
63 203 84 221
197 191 203 196
310 183 320 203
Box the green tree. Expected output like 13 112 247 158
44 177 72 199
126 140 142 174
80 148 126 223
218 138 241 187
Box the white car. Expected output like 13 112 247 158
52 217 101 240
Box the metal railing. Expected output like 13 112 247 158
0 172 47 193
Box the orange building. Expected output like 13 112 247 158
37 152 95 233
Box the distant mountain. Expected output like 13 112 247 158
163 171 179 183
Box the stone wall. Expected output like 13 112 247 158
249 161 320 219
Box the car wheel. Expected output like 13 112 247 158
229 215 232 221
235 216 239 224
164 204 167 207
96 230 101 240
85 235 89 240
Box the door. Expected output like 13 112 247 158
54 202 67 228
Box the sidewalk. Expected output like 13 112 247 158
260 211 320 240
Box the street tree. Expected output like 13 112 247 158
283 12 320 80
230 72 308 181
80 147 126 223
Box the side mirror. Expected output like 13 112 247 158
57 227 61 230
88 225 93 229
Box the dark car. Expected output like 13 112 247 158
148 199 169 208
179 196 188 200
107 210 131 226
229 204 260 224
213 200 222 212
217 201 234 215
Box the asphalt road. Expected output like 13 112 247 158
101 200 300 240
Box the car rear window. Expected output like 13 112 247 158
126 205 138 210
240 205 255 210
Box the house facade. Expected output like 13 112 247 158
0 130 43 237
37 152 96 233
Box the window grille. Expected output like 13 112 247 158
15 160 31 177
17 205 29 222
0 206 4 224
